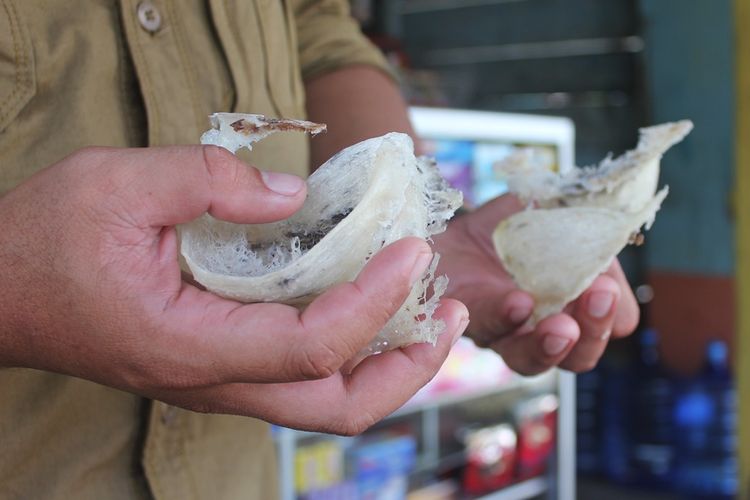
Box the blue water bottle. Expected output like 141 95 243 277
599 355 634 484
630 328 676 488
673 340 737 498
576 367 602 475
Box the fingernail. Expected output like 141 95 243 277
508 307 530 325
588 292 614 319
454 316 470 345
409 251 433 286
260 170 305 196
543 335 571 356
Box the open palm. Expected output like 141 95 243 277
433 193 639 375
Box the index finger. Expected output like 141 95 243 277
173 298 469 433
164 237 436 384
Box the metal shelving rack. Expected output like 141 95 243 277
275 369 576 500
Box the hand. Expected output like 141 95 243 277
433 194 639 375
0 146 468 434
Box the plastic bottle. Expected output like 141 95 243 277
599 354 634 484
630 328 677 488
673 340 737 499
576 368 602 476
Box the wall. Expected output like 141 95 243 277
639 0 735 275
638 0 736 372
392 0 644 165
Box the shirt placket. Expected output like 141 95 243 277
141 400 197 500
118 0 204 146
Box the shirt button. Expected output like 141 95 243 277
137 1 162 33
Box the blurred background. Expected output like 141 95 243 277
274 1 749 499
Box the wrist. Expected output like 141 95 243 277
0 197 40 368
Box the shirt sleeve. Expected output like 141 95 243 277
290 0 396 82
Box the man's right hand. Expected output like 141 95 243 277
0 146 468 435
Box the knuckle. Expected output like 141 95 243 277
471 323 507 349
334 411 378 437
566 357 599 374
515 364 547 377
494 342 551 377
118 360 163 393
202 145 252 188
296 341 345 380
358 283 404 330
323 282 400 338
507 356 550 377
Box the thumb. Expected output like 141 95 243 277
110 145 307 227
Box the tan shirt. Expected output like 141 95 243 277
0 1 389 498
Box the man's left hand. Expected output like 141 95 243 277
433 193 640 375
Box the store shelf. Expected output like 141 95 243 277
273 371 556 445
390 370 557 419
414 450 466 474
476 477 548 500
274 107 577 500
274 370 573 500
273 372 557 449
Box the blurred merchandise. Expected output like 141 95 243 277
673 340 738 499
410 107 572 216
421 139 475 207
406 480 459 500
575 366 602 476
630 329 677 488
300 481 358 500
294 440 345 496
350 434 418 500
513 394 559 481
462 423 517 495
400 69 452 108
409 337 513 404
470 142 513 205
476 144 558 205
